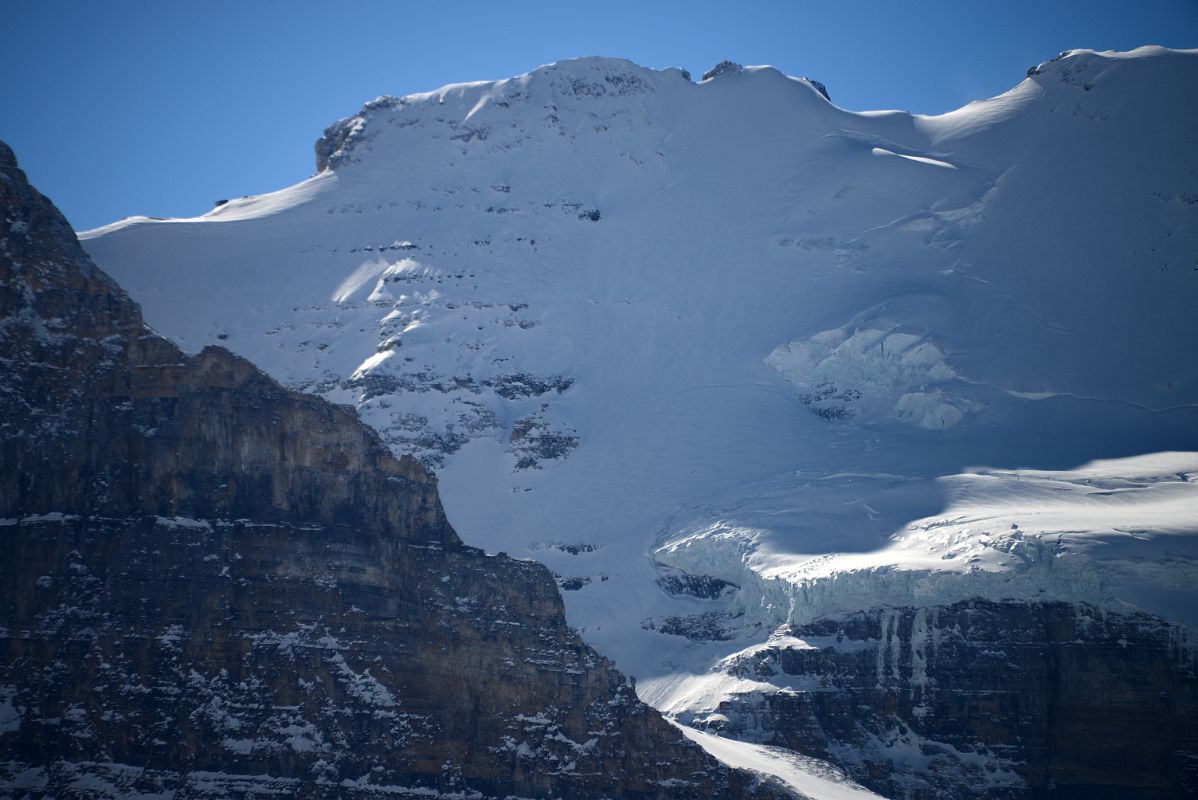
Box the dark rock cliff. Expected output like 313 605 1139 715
0 144 449 543
0 141 781 798
687 600 1198 799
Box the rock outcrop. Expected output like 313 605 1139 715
701 60 745 82
0 141 780 798
686 600 1198 799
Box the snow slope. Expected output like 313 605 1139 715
678 724 887 800
82 47 1198 788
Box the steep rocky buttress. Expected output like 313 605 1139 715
0 141 782 798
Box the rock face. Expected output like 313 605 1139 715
0 142 779 798
701 60 745 81
0 143 444 541
687 600 1198 799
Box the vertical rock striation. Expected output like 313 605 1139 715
694 600 1198 799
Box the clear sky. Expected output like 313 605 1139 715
2 0 1195 232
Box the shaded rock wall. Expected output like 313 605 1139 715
701 600 1198 799
0 145 453 542
0 141 778 799
2 515 773 798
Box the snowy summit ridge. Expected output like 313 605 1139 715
313 56 833 173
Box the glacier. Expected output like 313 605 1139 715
80 47 1198 796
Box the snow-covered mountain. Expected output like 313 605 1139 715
82 47 1198 797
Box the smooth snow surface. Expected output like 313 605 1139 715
679 724 888 800
82 48 1198 790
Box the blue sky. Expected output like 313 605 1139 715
2 0 1195 232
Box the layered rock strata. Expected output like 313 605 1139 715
688 600 1198 799
0 141 778 799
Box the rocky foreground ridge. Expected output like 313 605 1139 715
0 141 782 798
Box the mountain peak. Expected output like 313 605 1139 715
701 59 744 81
314 56 668 172
312 56 839 173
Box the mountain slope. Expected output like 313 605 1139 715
0 141 791 798
79 49 1198 797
